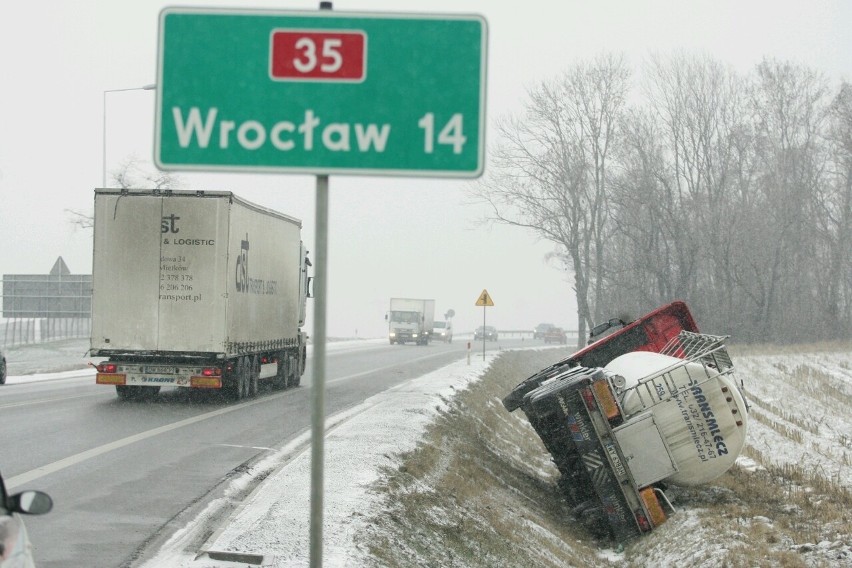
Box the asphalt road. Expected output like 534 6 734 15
0 336 525 568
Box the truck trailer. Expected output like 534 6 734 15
90 189 311 400
503 301 748 542
386 298 435 345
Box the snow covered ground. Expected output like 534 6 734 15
5 339 852 567
139 347 501 568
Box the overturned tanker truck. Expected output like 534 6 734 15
502 301 749 542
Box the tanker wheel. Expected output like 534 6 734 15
580 506 610 538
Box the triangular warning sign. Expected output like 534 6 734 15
50 256 71 276
475 289 494 306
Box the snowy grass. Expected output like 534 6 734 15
355 344 852 567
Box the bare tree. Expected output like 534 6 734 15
67 156 183 230
110 155 183 190
475 51 848 343
817 82 852 336
745 59 829 339
472 54 630 343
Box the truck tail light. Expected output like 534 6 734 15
592 379 621 420
201 367 222 377
97 363 118 373
639 487 667 528
634 509 652 532
580 387 597 411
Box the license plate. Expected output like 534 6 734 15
143 366 173 374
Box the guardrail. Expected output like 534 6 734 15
456 330 580 340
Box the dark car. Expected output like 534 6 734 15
533 323 554 340
474 325 498 341
543 327 568 344
1 470 53 565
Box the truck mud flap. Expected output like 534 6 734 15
523 368 641 542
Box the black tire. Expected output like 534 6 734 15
249 356 259 398
0 357 6 385
230 357 247 401
241 358 251 399
116 385 136 400
272 356 288 390
289 356 301 387
115 385 159 400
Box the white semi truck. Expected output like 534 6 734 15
386 298 435 345
503 301 749 542
90 189 311 400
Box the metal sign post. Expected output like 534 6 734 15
475 289 494 361
309 173 329 568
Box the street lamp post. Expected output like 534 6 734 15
102 84 156 187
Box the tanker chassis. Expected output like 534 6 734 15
90 189 311 400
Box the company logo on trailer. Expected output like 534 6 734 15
236 234 278 295
161 214 215 246
162 214 181 233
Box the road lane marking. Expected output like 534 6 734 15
6 350 463 490
5 395 276 490
0 392 108 410
327 351 461 385
215 444 275 451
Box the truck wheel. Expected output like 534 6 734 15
580 506 610 537
289 359 301 387
115 385 159 400
241 358 251 399
249 356 259 398
272 357 286 390
231 358 247 401
116 385 137 400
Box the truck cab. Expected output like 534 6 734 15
386 298 435 345
387 310 425 344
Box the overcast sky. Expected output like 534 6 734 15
1 1 850 338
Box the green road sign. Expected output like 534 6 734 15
155 8 488 177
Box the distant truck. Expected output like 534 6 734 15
503 301 748 542
386 298 435 345
90 189 311 400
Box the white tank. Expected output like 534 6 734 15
606 351 748 486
